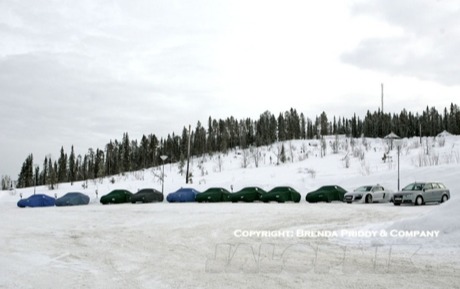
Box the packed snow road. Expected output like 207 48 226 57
1 201 459 289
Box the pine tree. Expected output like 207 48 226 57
278 113 286 141
57 146 67 183
17 154 33 188
42 156 48 185
122 132 131 172
320 111 328 136
68 146 76 185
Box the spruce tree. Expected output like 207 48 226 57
68 146 76 185
57 147 67 183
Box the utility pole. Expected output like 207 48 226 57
186 124 191 184
380 83 384 137
419 123 422 144
381 83 384 114
160 155 168 194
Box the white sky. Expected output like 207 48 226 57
1 0 460 178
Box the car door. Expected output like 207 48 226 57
423 183 434 202
371 186 384 201
431 183 443 201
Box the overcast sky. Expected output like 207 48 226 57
1 0 459 178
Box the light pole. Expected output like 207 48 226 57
160 155 168 194
395 140 402 191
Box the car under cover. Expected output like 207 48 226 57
55 192 90 206
166 188 200 202
131 188 164 203
306 185 347 203
230 187 267 202
260 186 301 203
196 187 231 202
100 189 133 204
17 194 56 208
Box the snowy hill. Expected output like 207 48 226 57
1 136 459 289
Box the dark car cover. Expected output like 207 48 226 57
55 192 90 206
260 186 301 203
131 188 164 203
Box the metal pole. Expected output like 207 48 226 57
160 155 168 194
162 160 165 194
186 124 191 184
397 146 400 191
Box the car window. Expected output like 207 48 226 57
355 186 371 192
374 186 383 191
438 183 446 189
402 183 415 191
424 183 433 190
431 183 440 189
414 184 422 191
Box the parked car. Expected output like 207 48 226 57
100 189 133 205
306 185 347 203
230 187 267 202
167 188 200 203
344 185 392 204
392 182 450 206
17 194 55 208
196 187 231 202
260 186 301 203
55 192 90 206
131 188 163 203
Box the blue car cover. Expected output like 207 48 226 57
17 194 55 208
166 188 200 202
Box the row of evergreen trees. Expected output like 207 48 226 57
13 104 460 189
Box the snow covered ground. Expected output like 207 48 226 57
1 136 459 289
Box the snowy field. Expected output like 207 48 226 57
1 136 460 289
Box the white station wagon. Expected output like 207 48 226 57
392 182 450 206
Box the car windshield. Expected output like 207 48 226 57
354 186 372 192
402 183 425 191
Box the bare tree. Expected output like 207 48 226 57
250 146 261 168
288 141 296 162
241 149 249 168
215 154 223 172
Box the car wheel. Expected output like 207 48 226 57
365 194 373 204
441 194 449 203
415 196 424 206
